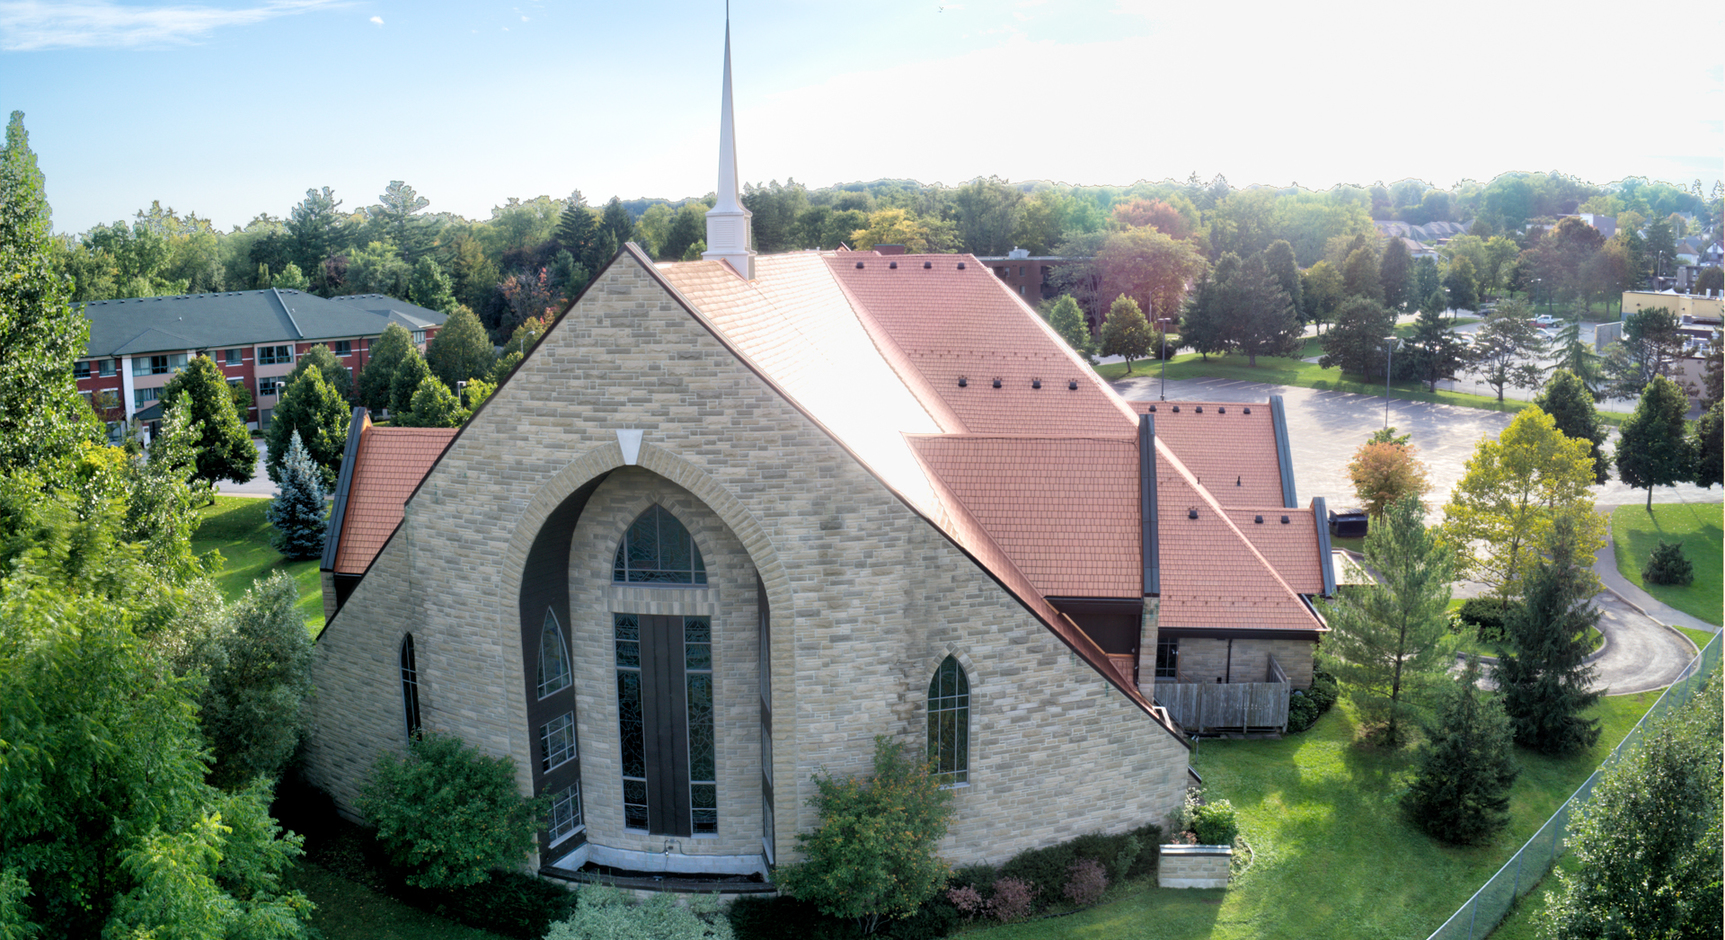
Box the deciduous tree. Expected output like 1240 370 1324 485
1615 375 1693 509
1100 294 1154 372
1441 406 1605 597
425 305 494 391
1043 294 1095 362
1341 245 1381 301
397 375 466 429
160 354 258 487
1443 255 1478 314
357 322 413 413
1690 401 1722 489
1534 369 1609 484
409 255 457 313
1319 295 1396 379
1320 495 1456 747
1348 437 1430 517
285 342 353 403
1603 306 1685 401
1094 226 1208 334
1494 515 1602 754
1467 300 1547 401
389 345 433 418
265 366 349 488
1379 236 1413 310
1402 659 1518 845
1300 259 1344 332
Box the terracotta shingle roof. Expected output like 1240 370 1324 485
1131 401 1285 507
1225 508 1324 596
909 434 1140 599
330 425 457 574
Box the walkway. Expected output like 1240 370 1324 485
1591 505 1720 636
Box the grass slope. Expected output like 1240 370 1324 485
1610 502 1723 627
191 495 323 634
964 692 1656 940
287 864 508 940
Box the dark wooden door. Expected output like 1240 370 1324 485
616 614 713 838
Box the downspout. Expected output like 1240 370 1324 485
1225 638 1233 684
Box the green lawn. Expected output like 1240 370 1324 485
287 864 508 940
964 692 1657 940
1610 502 1723 627
1675 626 1717 653
191 495 324 634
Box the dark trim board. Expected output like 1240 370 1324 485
1139 414 1159 596
1311 496 1336 596
319 406 370 576
1156 627 1324 642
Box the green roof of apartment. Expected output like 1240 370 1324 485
81 289 447 359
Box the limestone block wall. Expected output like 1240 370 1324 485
1158 845 1231 889
304 250 1190 869
1171 636 1314 690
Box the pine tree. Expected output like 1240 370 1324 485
556 191 602 272
1494 515 1602 754
1616 375 1693 509
1181 253 1236 360
1261 239 1303 320
160 354 258 487
1535 369 1609 484
425 305 495 390
1406 302 1463 392
267 430 327 561
1402 659 1519 845
357 322 414 413
1043 294 1096 362
389 346 432 418
1229 253 1303 367
1690 401 1722 489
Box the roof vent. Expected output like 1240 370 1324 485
1032 378 1041 389
923 261 932 269
1188 508 1198 520
991 377 1001 389
958 376 968 388
1243 406 1251 415
855 261 865 269
1217 406 1225 414
1254 515 1264 524
1148 404 1156 412
1171 405 1180 413
889 261 898 269
1281 515 1290 524
1236 475 1241 486
1195 405 1203 413
957 262 966 270
1067 379 1077 390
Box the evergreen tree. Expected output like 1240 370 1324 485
1229 253 1303 366
357 322 414 413
425 305 495 391
1690 401 1722 489
408 255 457 313
1379 236 1413 310
1406 301 1464 392
264 367 348 488
1551 317 1603 396
1402 659 1519 845
1180 252 1235 360
396 376 466 429
1534 369 1610 484
1261 239 1303 320
0 110 98 479
286 342 352 403
267 430 327 561
1319 295 1397 379
600 197 634 250
556 191 602 272
159 354 258 487
389 346 433 418
1616 375 1693 509
1320 494 1456 746
1043 294 1096 362
285 186 347 294
1099 294 1154 372
1494 515 1602 754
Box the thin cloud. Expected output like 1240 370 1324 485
0 0 344 51
368 14 380 25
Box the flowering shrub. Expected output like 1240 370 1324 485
945 885 984 919
987 878 1034 923
1062 858 1108 906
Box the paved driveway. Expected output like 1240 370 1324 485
218 441 276 498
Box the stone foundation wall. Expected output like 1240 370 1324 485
1158 845 1231 889
1171 636 1314 690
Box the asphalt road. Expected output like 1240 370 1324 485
220 441 276 498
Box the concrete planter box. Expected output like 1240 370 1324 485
1158 844 1232 889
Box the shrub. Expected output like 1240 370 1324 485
1062 858 1108 906
356 732 546 889
546 885 732 940
948 863 999 895
775 736 954 935
1288 668 1341 733
987 877 1034 923
877 896 958 940
1191 800 1240 846
1643 540 1694 586
945 885 983 919
726 895 850 940
999 841 1073 902
1456 598 1511 645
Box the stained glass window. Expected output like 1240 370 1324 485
537 610 571 699
927 656 969 787
685 618 718 834
539 712 576 773
612 505 708 584
548 782 583 844
399 635 422 741
615 615 649 830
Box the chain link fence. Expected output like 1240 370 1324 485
1424 629 1722 940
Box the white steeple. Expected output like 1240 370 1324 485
702 11 754 279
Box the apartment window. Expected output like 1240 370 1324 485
1155 638 1179 679
133 387 161 408
225 348 242 366
147 355 170 375
613 505 707 584
400 635 422 741
539 712 577 773
99 359 117 377
1018 285 1026 296
332 340 353 357
411 330 426 345
257 378 283 397
79 390 93 406
927 656 969 787
547 783 583 845
258 345 293 365
168 353 188 372
73 360 91 380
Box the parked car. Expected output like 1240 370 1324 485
1530 314 1560 327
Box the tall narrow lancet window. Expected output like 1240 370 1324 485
537 610 571 699
613 505 707 584
927 656 970 787
399 635 422 742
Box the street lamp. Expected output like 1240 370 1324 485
1382 336 1399 430
1156 315 1175 401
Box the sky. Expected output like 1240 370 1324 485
2 0 1721 235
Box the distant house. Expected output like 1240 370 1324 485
76 289 445 435
974 247 1084 308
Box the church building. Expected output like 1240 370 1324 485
303 20 1332 885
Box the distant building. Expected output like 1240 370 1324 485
76 289 445 435
974 247 1082 307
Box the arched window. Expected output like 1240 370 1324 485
537 609 571 699
613 505 707 584
399 635 422 741
927 656 969 787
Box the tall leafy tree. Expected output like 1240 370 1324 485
1467 300 1547 401
1341 245 1382 301
1603 306 1684 401
409 255 457 313
425 305 495 391
397 376 467 429
1099 294 1154 372
1319 295 1396 379
1300 258 1344 332
1320 494 1456 747
357 322 414 413
1534 369 1609 484
1094 225 1208 335
286 342 353 403
264 367 349 488
1401 659 1519 845
389 345 433 418
267 430 327 561
342 240 411 298
1690 401 1722 489
952 176 1024 256
1494 515 1602 754
1542 682 1722 940
1441 406 1605 597
0 111 98 479
1615 375 1693 510
1443 255 1478 314
160 355 258 487
1412 255 1442 310
1043 294 1096 362
1379 236 1413 310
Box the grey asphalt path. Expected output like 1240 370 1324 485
1587 591 1699 695
218 441 277 498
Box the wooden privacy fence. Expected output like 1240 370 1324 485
1156 655 1290 734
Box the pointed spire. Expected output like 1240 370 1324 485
704 6 754 278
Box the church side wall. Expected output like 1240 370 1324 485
305 253 1188 869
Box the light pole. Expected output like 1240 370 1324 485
1156 316 1174 401
1383 336 1398 430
